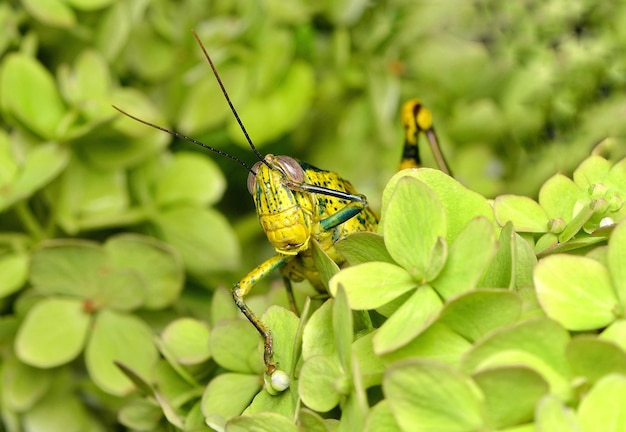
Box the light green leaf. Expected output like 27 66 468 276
365 401 402 432
578 374 626 432
565 337 626 384
382 169 495 243
118 399 162 431
608 221 626 307
1 356 52 411
0 53 66 137
210 319 261 375
15 298 91 368
572 155 611 190
494 195 550 232
104 234 184 309
29 240 103 298
299 355 343 412
0 252 29 298
160 318 211 365
3 142 69 211
227 412 298 432
202 373 261 426
154 206 240 275
302 300 335 360
383 359 485 432
538 174 584 222
336 232 395 265
434 217 497 299
473 366 548 429
381 176 447 282
373 285 442 354
329 262 416 310
227 61 315 147
85 310 158 395
535 394 579 432
155 152 226 207
439 290 522 342
380 322 472 367
534 255 618 330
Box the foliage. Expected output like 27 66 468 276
1 0 626 431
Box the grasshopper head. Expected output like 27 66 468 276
248 155 311 255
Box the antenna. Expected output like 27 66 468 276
111 105 254 173
191 29 265 163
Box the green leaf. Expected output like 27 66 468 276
298 409 332 432
365 401 402 432
312 239 340 289
329 262 416 310
118 399 162 431
382 169 495 243
380 322 471 367
21 0 75 27
54 158 129 234
601 319 626 352
302 300 335 360
534 255 618 330
227 412 298 432
202 373 261 427
535 395 579 432
438 289 522 342
22 393 93 432
539 174 585 223
381 176 447 282
160 318 211 365
480 222 514 288
262 306 300 377
15 298 91 368
210 319 261 375
0 252 29 298
0 142 69 212
85 309 158 395
462 318 571 398
565 337 626 384
155 152 226 207
29 240 103 297
608 221 626 307
572 155 611 190
177 64 248 135
227 61 315 147
352 332 385 388
1 356 52 411
0 53 66 138
383 359 485 432
433 217 497 299
104 234 184 309
494 195 550 232
57 49 111 115
373 285 442 354
578 374 626 432
473 366 548 429
336 232 395 265
333 286 353 370
154 206 240 275
299 355 343 412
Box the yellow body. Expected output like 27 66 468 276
252 158 378 289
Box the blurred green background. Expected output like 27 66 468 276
1 0 626 428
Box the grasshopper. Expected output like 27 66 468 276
114 31 451 392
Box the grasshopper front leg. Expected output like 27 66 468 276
232 253 294 375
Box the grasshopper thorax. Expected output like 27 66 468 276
247 154 312 256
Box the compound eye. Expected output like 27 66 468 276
247 161 263 195
275 155 304 184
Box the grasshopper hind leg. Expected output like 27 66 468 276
232 253 293 376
